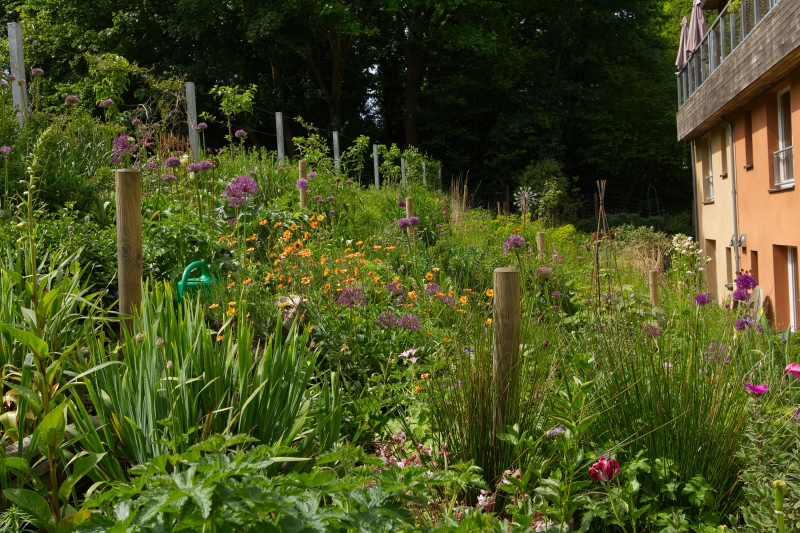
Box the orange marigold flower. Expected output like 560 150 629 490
290 223 298 231
374 245 382 251
274 221 282 227
277 283 284 289
385 246 396 251
310 221 319 229
356 240 363 246
432 267 440 272
316 214 325 221
324 268 330 276
227 282 235 289
259 219 267 226
243 278 252 285
414 385 422 394
459 296 468 304
216 334 224 342
279 274 285 281
486 289 494 297
265 273 272 281
293 240 303 250
287 277 293 283
282 230 291 240
443 337 451 343
246 247 254 252
301 277 311 284
408 291 418 300
208 303 219 309
425 272 433 280
228 301 236 306
323 283 331 291
514 228 520 233
421 373 430 380
226 307 236 317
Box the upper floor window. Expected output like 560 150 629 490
774 88 794 187
704 137 714 201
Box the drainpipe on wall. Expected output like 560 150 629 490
690 140 699 242
722 116 740 276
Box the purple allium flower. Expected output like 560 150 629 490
399 348 418 358
504 234 527 254
536 266 553 279
146 161 157 170
398 200 406 207
0 81 8 89
408 216 420 227
337 287 367 308
234 129 247 139
386 280 406 296
0 146 11 155
694 293 712 306
551 305 559 310
735 273 758 290
326 195 335 201
397 314 421 330
98 98 114 108
438 294 456 307
376 311 399 329
546 425 565 437
551 291 561 298
30 68 44 78
67 225 74 231
64 95 80 105
732 287 751 302
164 157 181 168
314 195 324 202
227 218 236 228
643 325 662 338
194 122 207 131
111 156 120 163
425 283 442 296
307 171 317 179
744 382 769 395
345 179 354 185
398 218 412 230
187 162 203 173
297 178 308 190
734 318 751 331
233 175 258 196
112 135 136 156
131 118 142 125
161 174 177 182
198 160 213 170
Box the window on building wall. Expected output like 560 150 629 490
726 247 733 287
704 137 714 201
775 88 794 187
744 111 753 169
706 239 717 298
751 251 759 284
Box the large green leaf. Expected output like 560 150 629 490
4 488 55 531
0 325 49 358
59 453 106 501
35 401 69 457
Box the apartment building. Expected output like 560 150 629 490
677 0 800 328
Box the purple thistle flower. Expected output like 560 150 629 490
376 311 399 329
345 179 354 185
425 283 442 296
64 95 79 105
234 129 247 139
398 200 406 207
0 146 11 155
694 293 712 306
398 218 412 230
503 234 527 254
98 98 114 108
308 171 317 179
536 266 553 279
161 174 177 182
194 122 207 131
164 157 181 168
551 291 561 298
30 68 44 78
337 287 367 309
397 314 421 330
297 178 308 190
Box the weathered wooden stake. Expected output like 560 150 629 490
405 197 415 239
497 202 502 217
401 157 406 189
594 193 599 222
8 22 27 127
536 232 546 259
648 270 660 307
299 160 308 208
116 169 143 332
373 144 380 189
333 131 340 175
276 112 285 165
185 82 200 160
493 267 522 437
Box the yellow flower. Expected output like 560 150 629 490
226 307 236 317
226 282 235 289
323 283 331 291
425 272 433 281
259 219 267 226
356 240 363 246
414 385 422 394
243 278 252 285
486 289 494 297
408 291 418 300
421 373 430 380
228 301 237 306
301 277 311 284
316 214 325 221
274 221 282 227
246 247 254 252
208 303 219 309
485 318 493 326
310 221 319 229
459 296 468 304
432 267 440 272
264 273 272 281
293 240 303 250
324 268 330 276
290 223 298 231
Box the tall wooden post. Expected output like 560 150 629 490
373 144 380 190
276 112 285 165
594 193 599 222
299 160 308 208
116 169 142 333
497 202 502 217
405 197 415 239
648 270 660 307
8 22 27 127
185 82 200 160
333 131 340 175
493 267 521 437
536 232 546 259
401 157 407 189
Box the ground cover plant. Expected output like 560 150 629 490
0 70 797 533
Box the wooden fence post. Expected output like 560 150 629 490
185 82 200 160
276 112 285 165
648 270 660 307
497 202 502 217
116 169 142 333
299 159 308 208
401 157 406 189
405 197 415 239
493 267 522 437
333 131 340 175
373 144 380 190
536 232 546 259
8 22 27 127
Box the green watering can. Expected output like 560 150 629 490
177 261 217 303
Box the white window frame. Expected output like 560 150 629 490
704 137 714 201
775 87 794 187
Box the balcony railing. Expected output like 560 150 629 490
774 146 794 187
704 174 715 202
677 0 782 108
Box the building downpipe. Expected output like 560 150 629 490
690 140 699 243
722 116 740 276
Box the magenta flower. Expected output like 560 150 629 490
194 122 207 131
694 293 712 306
297 178 308 190
30 68 44 78
234 129 247 139
399 348 418 358
588 457 620 483
98 98 114 108
161 174 177 182
0 146 11 155
744 382 769 395
164 157 181 168
786 363 800 379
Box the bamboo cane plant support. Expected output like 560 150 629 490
536 232 546 260
492 267 522 437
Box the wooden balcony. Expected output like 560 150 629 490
676 0 800 141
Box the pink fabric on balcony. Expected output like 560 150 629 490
676 16 690 67
686 0 708 54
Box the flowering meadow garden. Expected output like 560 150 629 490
0 74 798 533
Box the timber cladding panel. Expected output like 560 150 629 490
677 0 800 142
